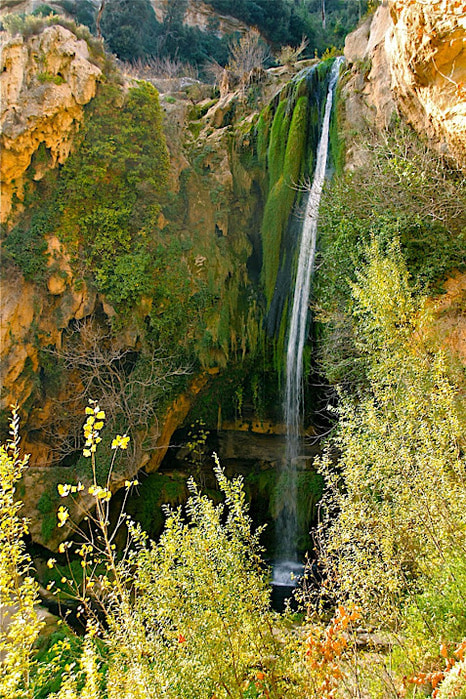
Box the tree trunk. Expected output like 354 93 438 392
96 0 106 39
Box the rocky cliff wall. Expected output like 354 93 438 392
343 0 466 170
150 0 249 37
0 24 102 223
339 1 465 368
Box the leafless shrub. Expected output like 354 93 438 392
204 30 270 96
43 317 191 464
120 55 198 80
350 124 466 230
227 30 270 86
276 36 309 66
203 57 225 87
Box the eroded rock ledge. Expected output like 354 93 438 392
0 24 102 222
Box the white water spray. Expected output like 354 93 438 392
274 58 343 582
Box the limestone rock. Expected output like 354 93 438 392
432 273 466 364
343 1 466 170
342 2 397 154
0 24 102 222
150 0 249 37
387 0 466 168
344 14 372 64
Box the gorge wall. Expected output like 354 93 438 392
1 3 465 550
343 0 466 169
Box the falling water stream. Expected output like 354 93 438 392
273 58 343 589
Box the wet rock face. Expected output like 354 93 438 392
343 1 466 170
0 24 102 222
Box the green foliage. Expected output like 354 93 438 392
38 347 64 395
56 0 96 33
314 122 466 386
205 0 368 53
31 4 56 17
15 408 309 699
37 72 65 84
100 0 229 69
47 81 169 310
188 352 281 427
107 461 295 698
101 0 161 62
32 629 87 699
0 410 43 699
2 222 48 281
317 240 466 635
125 472 186 537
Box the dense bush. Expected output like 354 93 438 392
0 407 323 699
315 239 466 692
314 122 466 387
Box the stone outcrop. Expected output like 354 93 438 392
150 0 249 37
388 0 466 167
0 24 102 222
432 273 466 365
343 0 466 170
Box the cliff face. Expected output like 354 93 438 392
388 0 466 168
0 24 102 223
150 0 249 37
340 2 466 368
0 19 272 548
343 0 466 170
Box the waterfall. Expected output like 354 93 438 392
274 58 343 580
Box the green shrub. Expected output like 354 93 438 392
2 223 48 281
37 72 65 84
317 239 466 631
314 123 466 387
47 81 170 311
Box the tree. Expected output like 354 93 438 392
316 239 466 636
42 317 191 466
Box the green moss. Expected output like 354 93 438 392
260 95 309 308
283 96 308 185
37 71 65 84
267 99 290 190
255 109 271 168
49 81 170 311
329 84 345 175
37 490 57 543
